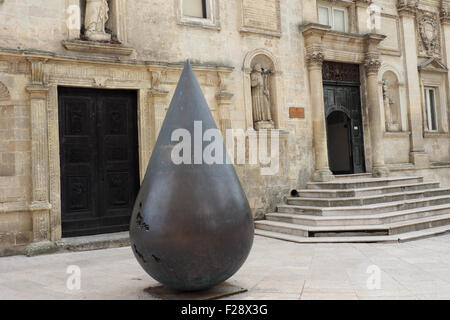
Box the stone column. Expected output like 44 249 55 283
147 68 169 162
441 2 450 130
26 58 52 243
398 0 429 168
306 49 333 182
364 53 389 177
216 69 233 134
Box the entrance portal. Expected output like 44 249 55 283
58 87 140 237
326 111 352 174
323 62 366 175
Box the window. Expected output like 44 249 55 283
177 0 219 30
183 0 207 19
318 5 348 32
424 87 438 132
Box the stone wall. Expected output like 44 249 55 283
0 0 449 253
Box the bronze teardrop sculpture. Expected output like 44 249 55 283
130 60 254 291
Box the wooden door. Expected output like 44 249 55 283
323 84 366 174
58 87 140 237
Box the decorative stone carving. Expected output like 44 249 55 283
251 64 274 130
397 0 418 16
28 58 47 85
417 10 441 57
0 81 10 101
84 0 111 42
364 54 381 75
382 79 401 132
441 7 450 24
93 76 108 87
306 50 324 69
322 62 360 82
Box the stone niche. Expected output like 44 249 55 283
381 71 402 132
244 49 282 131
63 0 131 55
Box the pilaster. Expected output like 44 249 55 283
26 57 51 242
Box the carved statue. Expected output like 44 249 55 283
382 79 400 131
251 64 274 130
84 0 111 41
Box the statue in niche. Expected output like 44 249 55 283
382 79 400 132
84 0 111 42
251 64 274 130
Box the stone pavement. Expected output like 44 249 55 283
1 234 450 300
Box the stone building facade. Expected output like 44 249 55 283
0 0 449 254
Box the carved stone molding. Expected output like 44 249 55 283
322 61 360 82
354 0 373 5
27 58 47 85
364 53 381 75
306 49 325 69
62 40 134 56
417 10 441 57
0 81 10 101
440 0 450 25
397 0 418 17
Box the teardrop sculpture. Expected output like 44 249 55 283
130 60 254 292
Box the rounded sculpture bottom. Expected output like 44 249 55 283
130 222 254 292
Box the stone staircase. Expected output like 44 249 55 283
255 174 450 243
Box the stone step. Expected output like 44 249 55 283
287 187 450 207
307 176 423 190
332 173 373 180
296 181 440 198
277 194 450 216
266 203 450 226
254 225 450 243
255 213 450 237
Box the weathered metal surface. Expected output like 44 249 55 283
130 60 254 292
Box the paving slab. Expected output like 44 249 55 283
0 234 450 300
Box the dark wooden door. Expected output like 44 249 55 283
323 84 366 174
58 87 140 237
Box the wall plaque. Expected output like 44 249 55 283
241 0 281 35
289 107 305 119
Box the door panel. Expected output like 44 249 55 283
324 84 366 174
58 88 140 237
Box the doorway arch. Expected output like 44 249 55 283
326 111 353 174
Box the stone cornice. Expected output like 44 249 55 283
0 47 234 73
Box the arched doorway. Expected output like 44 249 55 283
326 111 352 174
322 62 366 175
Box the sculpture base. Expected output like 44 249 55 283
144 282 247 300
85 31 111 42
254 120 275 131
